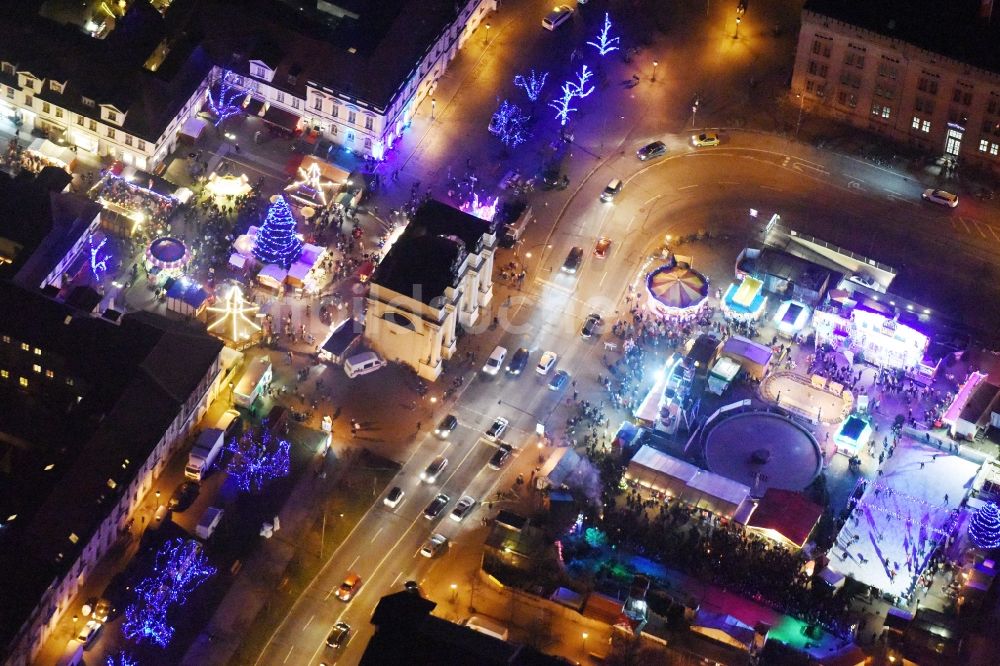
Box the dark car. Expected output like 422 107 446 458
167 481 200 512
548 369 570 391
507 347 530 375
488 443 514 470
404 580 421 594
541 167 569 190
582 313 603 338
561 247 584 274
424 493 450 519
434 414 458 438
326 621 352 648
637 140 667 161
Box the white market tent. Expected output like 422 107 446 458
708 357 741 395
686 471 752 518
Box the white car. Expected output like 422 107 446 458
420 533 449 557
691 132 720 147
542 5 573 31
77 620 102 649
536 351 558 375
383 486 404 509
450 495 476 522
921 188 958 208
483 345 507 375
485 417 509 441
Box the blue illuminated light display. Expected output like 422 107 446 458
488 99 531 148
252 195 303 268
207 70 245 127
105 652 138 666
549 82 579 127
122 539 215 647
587 13 620 56
88 235 110 279
970 501 1000 550
513 69 549 102
225 426 292 494
569 65 595 99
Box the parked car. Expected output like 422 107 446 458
489 443 514 470
542 4 573 31
637 140 667 161
92 597 115 624
404 580 421 594
593 237 612 258
326 621 352 648
548 369 570 391
421 455 449 483
450 495 476 522
536 351 558 375
434 414 458 438
483 345 507 375
600 178 623 202
424 493 450 519
77 620 102 649
485 417 509 441
691 132 720 147
167 480 200 512
507 347 530 375
561 246 584 273
921 188 958 208
582 313 603 338
383 486 405 509
335 572 362 601
420 533 449 558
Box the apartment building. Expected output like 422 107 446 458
792 0 1000 174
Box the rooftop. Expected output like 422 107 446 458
804 0 1000 74
0 281 222 651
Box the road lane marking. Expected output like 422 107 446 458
302 614 314 631
283 646 295 663
988 225 1000 242
760 185 783 191
599 271 608 287
349 555 360 570
971 220 989 239
954 218 971 233
392 571 403 587
718 181 740 185
677 184 698 190
373 527 383 539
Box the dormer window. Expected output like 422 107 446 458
82 97 94 108
108 111 117 122
49 81 63 93
1 62 13 75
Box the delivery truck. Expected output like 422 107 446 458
185 428 225 480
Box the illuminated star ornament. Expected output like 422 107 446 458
285 161 335 206
225 426 291 494
207 70 246 127
587 13 620 56
88 234 111 279
122 539 215 647
970 501 1000 550
207 285 261 344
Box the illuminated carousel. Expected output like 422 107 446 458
146 236 191 277
645 259 710 315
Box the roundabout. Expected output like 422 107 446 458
701 408 823 495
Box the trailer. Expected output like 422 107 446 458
185 427 225 480
233 356 272 408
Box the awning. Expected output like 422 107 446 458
180 116 207 141
244 96 265 117
261 103 300 133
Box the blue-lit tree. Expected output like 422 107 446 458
513 69 549 103
253 195 303 268
970 501 1000 550
207 70 245 126
488 99 531 148
225 426 291 494
106 651 138 666
586 13 620 56
88 234 111 280
122 539 215 647
549 82 579 126
568 65 596 99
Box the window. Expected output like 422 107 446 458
107 127 115 139
882 106 891 119
19 377 28 387
89 119 97 131
137 140 145 150
0 370 7 379
108 111 117 122
364 137 372 149
364 116 373 130
980 139 990 152
82 97 94 107
45 369 54 378
125 135 132 146
313 96 323 111
292 98 300 109
332 105 339 118
347 131 355 142
32 364 41 374
1 62 12 75
330 125 337 135
5 87 12 99
913 116 921 130
20 343 29 351
812 40 822 55
24 95 32 108
838 91 857 108
988 98 999 115
347 110 357 124
33 347 41 355
66 377 74 386
1 335 8 343
276 91 284 104
55 108 62 118
992 143 999 156
921 120 930 133
42 102 50 113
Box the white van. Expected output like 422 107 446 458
465 615 509 641
483 346 507 375
344 351 387 378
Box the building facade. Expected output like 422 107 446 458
793 1 1000 174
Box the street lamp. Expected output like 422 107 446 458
690 97 700 127
484 22 491 46
450 583 458 602
155 490 161 508
431 97 436 120
582 632 589 651
735 15 742 39
795 92 805 137
651 60 659 82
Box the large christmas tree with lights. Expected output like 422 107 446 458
970 501 1000 550
253 196 302 268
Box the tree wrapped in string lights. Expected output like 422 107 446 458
568 65 596 99
970 501 1000 550
513 69 549 102
587 13 620 56
225 426 291 494
206 70 245 127
549 82 580 126
253 195 302 268
122 539 215 647
488 99 531 148
106 652 138 666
